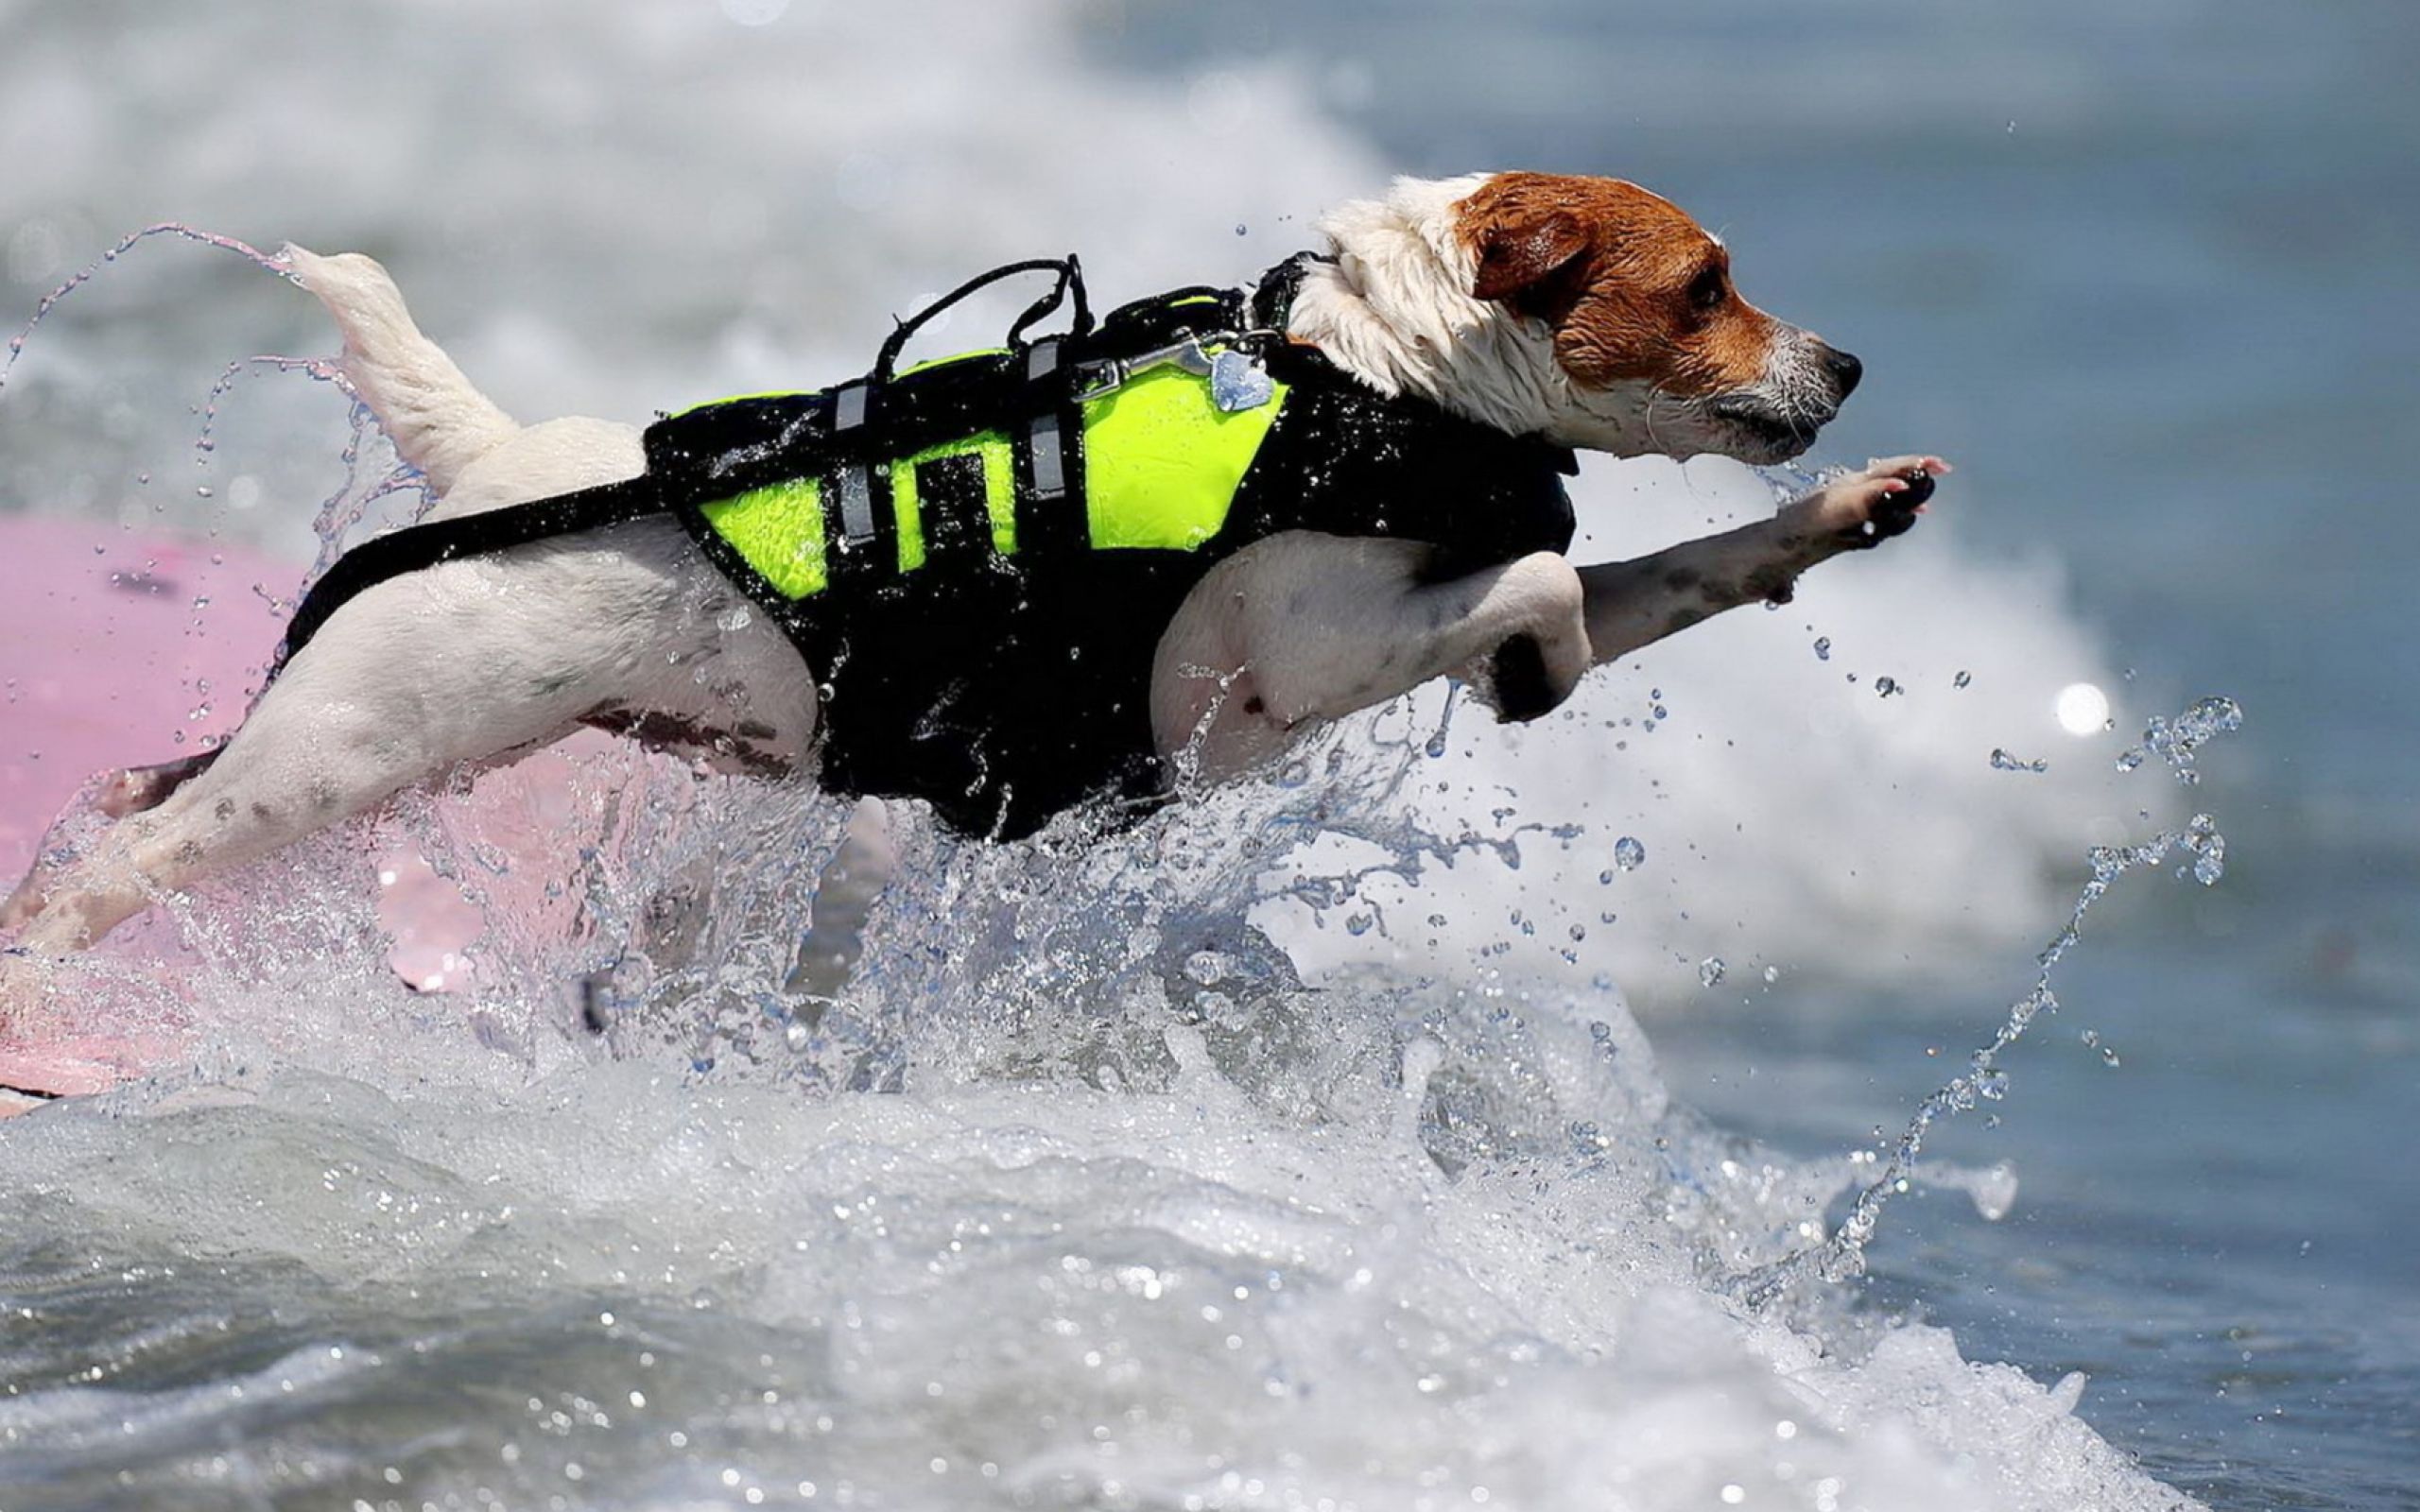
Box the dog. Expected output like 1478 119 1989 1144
0 171 1945 1102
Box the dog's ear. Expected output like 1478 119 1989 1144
1470 209 1593 322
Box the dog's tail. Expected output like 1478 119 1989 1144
283 245 520 497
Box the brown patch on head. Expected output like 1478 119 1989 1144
1456 172 1780 399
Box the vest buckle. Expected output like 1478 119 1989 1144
1072 336 1218 404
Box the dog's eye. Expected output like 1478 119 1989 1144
1686 266 1728 313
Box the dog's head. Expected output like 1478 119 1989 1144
1454 172 1858 463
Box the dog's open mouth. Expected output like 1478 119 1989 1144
1706 393 1831 462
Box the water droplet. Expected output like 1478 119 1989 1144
1812 636 1831 662
1698 956 1725 988
2186 813 2226 885
1235 223 1249 237
1990 748 2048 773
1612 835 1646 871
2115 696 2243 784
1954 669 1973 689
1875 676 1900 698
1762 965 1779 984
2011 986 2056 1026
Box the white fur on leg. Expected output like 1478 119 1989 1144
1151 530 1588 781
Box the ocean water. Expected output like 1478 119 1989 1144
2 1 2413 1507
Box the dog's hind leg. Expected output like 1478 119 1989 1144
283 245 520 496
3 512 808 959
0 750 225 936
1 551 640 957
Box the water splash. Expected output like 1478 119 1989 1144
0 222 411 659
0 223 298 403
2115 696 2244 784
1734 696 2244 1309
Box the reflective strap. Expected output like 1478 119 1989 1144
827 383 878 550
1027 342 1066 501
832 381 870 433
1021 339 1071 506
1028 414 1065 500
835 464 877 547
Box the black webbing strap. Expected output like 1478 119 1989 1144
1013 336 1086 555
273 472 668 671
1250 251 1333 332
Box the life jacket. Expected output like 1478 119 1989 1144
277 255 1580 839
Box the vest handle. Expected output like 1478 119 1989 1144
874 255 1094 384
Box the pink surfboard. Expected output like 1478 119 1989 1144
0 514 492 1110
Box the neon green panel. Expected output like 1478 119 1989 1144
700 478 827 599
891 431 1018 570
1080 361 1288 551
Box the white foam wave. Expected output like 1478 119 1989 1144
1 943 2193 1511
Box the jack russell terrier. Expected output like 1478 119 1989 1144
0 171 1945 1105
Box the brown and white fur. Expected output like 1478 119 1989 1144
0 172 1945 1097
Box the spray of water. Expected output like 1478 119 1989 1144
1734 696 2245 1309
0 223 298 398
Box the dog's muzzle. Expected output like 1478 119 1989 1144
1705 392 1831 458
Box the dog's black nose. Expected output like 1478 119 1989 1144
1821 345 1863 400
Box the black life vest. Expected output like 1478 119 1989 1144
276 256 1578 838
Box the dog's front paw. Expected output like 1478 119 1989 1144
1486 636 1563 723
1796 454 1953 549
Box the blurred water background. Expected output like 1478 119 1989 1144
0 1 2413 1507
